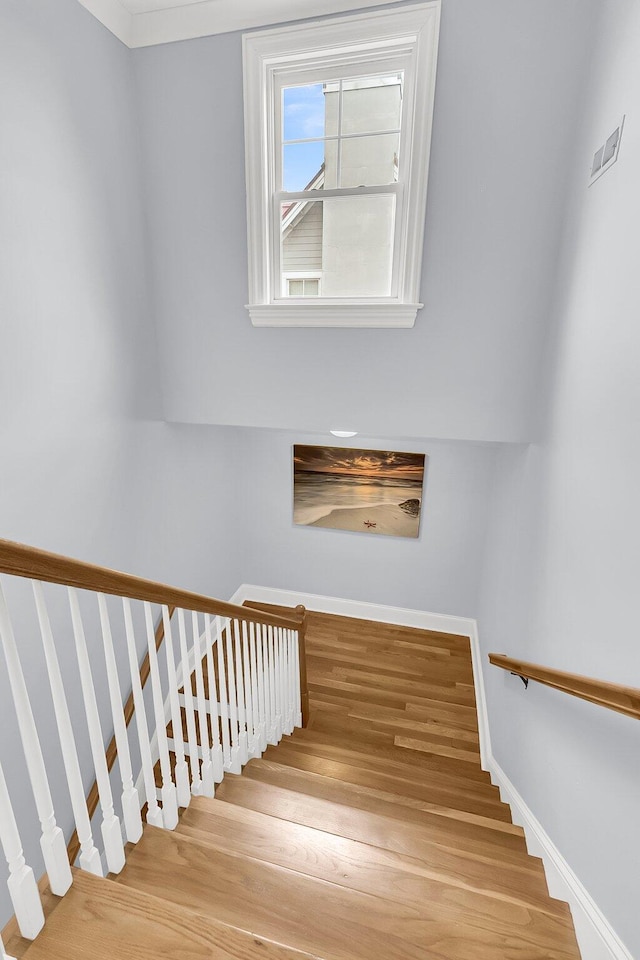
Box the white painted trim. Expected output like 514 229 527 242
243 3 440 328
247 302 421 327
489 758 633 960
234 581 631 960
77 0 133 46
233 582 474 635
77 0 421 49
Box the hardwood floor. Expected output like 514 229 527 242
15 608 582 960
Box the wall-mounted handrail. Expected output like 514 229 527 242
489 654 640 721
0 540 302 630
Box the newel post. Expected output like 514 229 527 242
295 605 310 727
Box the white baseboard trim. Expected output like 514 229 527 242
233 582 631 960
489 758 633 960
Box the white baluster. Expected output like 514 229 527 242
97 594 142 844
275 626 284 741
215 618 236 772
224 620 241 771
286 629 295 734
191 612 215 796
240 621 257 758
280 628 289 735
247 622 262 757
256 623 268 752
122 599 163 829
0 583 72 895
294 626 303 728
143 602 178 830
0 759 44 940
271 625 280 742
281 628 289 735
162 606 191 809
177 609 201 796
266 625 278 745
68 588 125 875
32 582 102 876
277 627 286 736
203 615 224 782
232 620 249 765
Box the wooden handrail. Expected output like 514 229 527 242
0 539 302 630
66 606 175 867
489 654 640 721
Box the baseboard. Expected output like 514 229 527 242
488 760 633 960
232 583 492 771
234 583 631 960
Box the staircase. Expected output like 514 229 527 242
6 605 582 960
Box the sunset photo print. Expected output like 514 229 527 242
293 445 426 538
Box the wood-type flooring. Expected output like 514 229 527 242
11 608 582 960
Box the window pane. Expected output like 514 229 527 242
286 278 320 298
339 133 399 187
281 196 395 298
283 141 325 192
283 83 325 141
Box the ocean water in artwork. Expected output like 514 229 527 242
294 473 423 525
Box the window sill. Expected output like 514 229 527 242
247 302 423 328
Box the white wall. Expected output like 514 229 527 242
478 3 640 954
235 428 497 617
133 0 596 443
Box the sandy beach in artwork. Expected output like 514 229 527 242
310 500 420 537
293 444 426 539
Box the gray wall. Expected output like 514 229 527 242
235 429 497 617
133 0 596 443
0 0 242 927
478 2 640 953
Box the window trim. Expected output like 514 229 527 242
242 2 441 328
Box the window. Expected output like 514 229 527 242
243 3 441 327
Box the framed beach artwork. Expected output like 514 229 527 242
293 445 426 539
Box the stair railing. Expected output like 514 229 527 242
0 538 307 949
489 653 640 720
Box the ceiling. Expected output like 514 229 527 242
77 0 408 49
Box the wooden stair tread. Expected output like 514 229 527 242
117 825 579 960
216 767 533 867
180 796 563 916
261 743 511 821
212 775 550 892
243 757 523 841
276 735 498 797
20 869 314 960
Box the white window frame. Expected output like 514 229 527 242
242 2 441 328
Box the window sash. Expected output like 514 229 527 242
272 184 403 302
271 55 411 303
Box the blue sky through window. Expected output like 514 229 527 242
283 83 326 192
